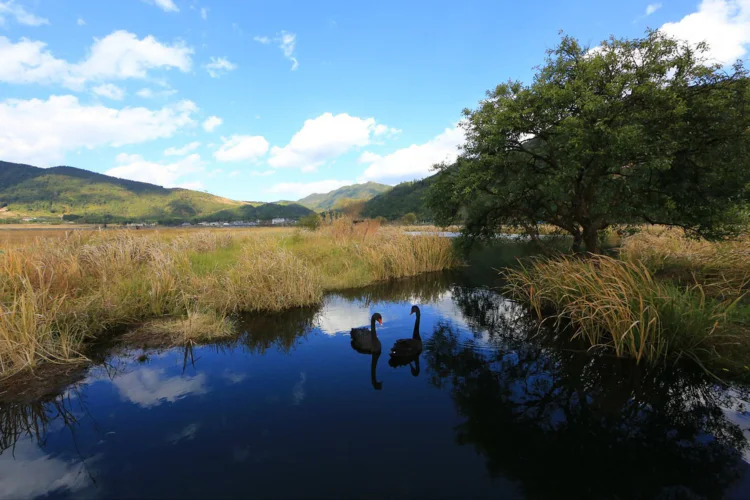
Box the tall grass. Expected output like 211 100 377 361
0 221 458 377
621 230 750 298
505 254 746 367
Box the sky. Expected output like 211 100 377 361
0 0 748 202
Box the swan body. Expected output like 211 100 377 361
350 313 382 354
390 305 422 358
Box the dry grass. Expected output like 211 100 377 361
505 253 748 372
621 229 750 297
0 221 457 377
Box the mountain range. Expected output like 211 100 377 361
296 182 392 211
0 160 433 224
0 161 312 224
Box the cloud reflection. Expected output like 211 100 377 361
113 368 207 408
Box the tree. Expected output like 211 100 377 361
429 31 750 252
298 213 321 231
401 212 418 225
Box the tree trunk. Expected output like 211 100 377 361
571 230 583 253
582 225 599 254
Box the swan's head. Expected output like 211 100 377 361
410 305 420 315
373 312 383 325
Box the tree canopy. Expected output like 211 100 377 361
429 31 750 252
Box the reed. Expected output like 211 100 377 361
0 222 458 377
505 254 746 367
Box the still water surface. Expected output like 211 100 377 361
2 263 750 499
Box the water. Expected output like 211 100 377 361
2 262 750 499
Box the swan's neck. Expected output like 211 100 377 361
371 352 381 386
370 317 378 338
413 311 421 339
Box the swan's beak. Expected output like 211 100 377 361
377 319 383 325
410 311 414 315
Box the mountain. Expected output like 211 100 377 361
297 182 391 212
361 175 437 221
0 160 313 224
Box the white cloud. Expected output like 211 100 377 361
0 95 197 166
660 0 750 65
204 56 237 78
202 115 222 132
214 135 269 162
373 124 401 136
136 87 178 98
250 169 274 177
229 170 240 177
144 0 179 12
0 1 48 26
0 31 192 90
358 125 465 184
164 141 200 156
200 7 208 19
112 367 207 408
646 3 662 15
107 152 204 188
255 31 299 70
77 17 86 26
92 83 125 100
269 112 393 171
268 179 353 198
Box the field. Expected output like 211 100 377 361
0 220 458 378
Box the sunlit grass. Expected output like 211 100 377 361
505 252 749 376
0 221 458 377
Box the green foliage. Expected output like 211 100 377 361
0 160 314 223
429 31 750 252
361 176 435 221
298 213 322 231
297 182 391 211
401 212 418 225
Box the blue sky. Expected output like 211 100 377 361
0 0 747 202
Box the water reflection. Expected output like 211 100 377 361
424 319 750 499
0 268 748 499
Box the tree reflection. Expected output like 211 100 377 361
230 304 321 354
425 286 750 500
334 271 453 306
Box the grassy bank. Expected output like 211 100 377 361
505 230 750 377
0 219 457 377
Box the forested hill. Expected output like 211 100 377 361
297 182 391 211
361 175 436 221
0 160 313 223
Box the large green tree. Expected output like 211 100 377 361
429 31 750 252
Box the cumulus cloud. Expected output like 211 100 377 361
660 0 750 65
0 1 48 26
144 0 179 12
204 56 237 78
269 112 393 171
268 179 353 198
358 126 465 184
202 115 222 132
0 95 197 166
646 3 662 15
200 7 208 19
136 87 178 98
0 30 192 90
77 17 86 26
92 83 125 100
164 141 200 156
106 153 204 188
214 135 269 162
254 31 299 70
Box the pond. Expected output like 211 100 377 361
2 252 750 499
